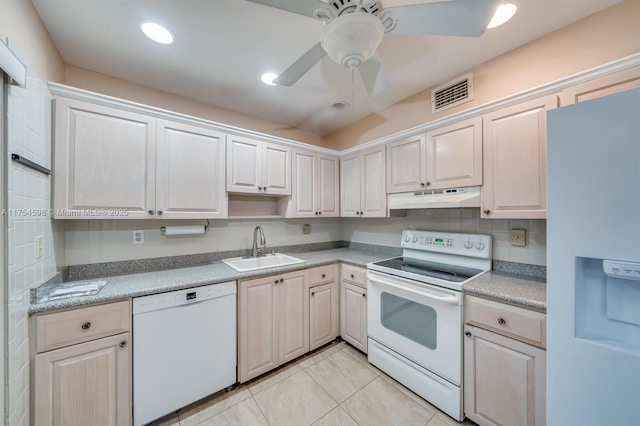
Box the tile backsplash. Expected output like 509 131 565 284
64 209 546 267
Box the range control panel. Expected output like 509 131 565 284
401 230 492 259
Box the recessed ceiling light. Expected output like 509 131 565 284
261 73 278 86
487 2 517 29
141 22 174 44
331 101 350 111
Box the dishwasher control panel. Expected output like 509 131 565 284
133 281 236 314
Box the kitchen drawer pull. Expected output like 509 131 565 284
465 331 472 337
119 340 127 348
321 274 326 278
81 321 91 330
483 209 491 215
498 317 506 325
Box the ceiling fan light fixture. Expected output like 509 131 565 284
487 2 518 29
261 72 278 85
141 22 174 44
320 12 384 69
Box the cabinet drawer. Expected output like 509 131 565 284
342 264 366 288
309 264 337 285
36 301 131 353
465 295 546 348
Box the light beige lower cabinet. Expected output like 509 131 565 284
238 269 308 382
340 264 368 353
31 301 131 426
464 295 546 426
308 265 339 351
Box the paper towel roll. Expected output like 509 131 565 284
162 225 206 236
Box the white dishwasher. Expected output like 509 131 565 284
133 281 236 426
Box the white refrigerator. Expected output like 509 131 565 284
547 87 640 425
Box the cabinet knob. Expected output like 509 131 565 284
258 186 263 191
311 292 315 296
280 278 284 283
315 212 318 215
426 182 431 186
420 182 425 187
321 274 326 278
274 279 279 284
362 293 366 298
157 210 163 216
498 317 506 325
464 331 472 337
350 274 355 279
483 209 491 215
148 210 155 216
119 340 128 348
318 212 322 215
81 321 91 330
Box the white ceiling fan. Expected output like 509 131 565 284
247 0 502 96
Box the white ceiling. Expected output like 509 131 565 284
32 0 621 136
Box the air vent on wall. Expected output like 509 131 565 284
431 73 473 114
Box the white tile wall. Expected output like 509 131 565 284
64 210 547 267
6 69 62 426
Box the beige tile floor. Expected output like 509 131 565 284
149 341 471 426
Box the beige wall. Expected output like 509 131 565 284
64 65 325 147
0 0 64 83
324 0 640 150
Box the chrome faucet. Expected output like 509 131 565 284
252 226 266 257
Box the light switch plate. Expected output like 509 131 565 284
302 224 311 234
510 228 526 247
35 235 44 259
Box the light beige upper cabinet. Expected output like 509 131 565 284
226 136 291 195
386 117 482 193
155 120 227 219
32 301 131 426
561 66 640 105
287 149 339 217
53 98 227 219
53 97 156 219
238 270 308 382
464 295 546 426
340 146 386 217
340 264 368 353
308 265 339 351
481 94 558 219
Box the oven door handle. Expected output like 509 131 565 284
368 274 460 305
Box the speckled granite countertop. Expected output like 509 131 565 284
463 272 547 312
29 248 389 314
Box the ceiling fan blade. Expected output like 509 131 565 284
273 42 326 86
359 53 390 97
385 0 501 37
245 0 329 19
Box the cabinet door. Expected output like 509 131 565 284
361 147 386 217
341 282 368 353
290 149 317 217
386 134 426 193
561 67 640 105
156 120 227 219
340 154 362 217
309 281 338 351
34 333 131 426
464 325 546 426
238 276 278 382
226 136 262 193
262 142 291 195
482 95 557 219
317 154 340 217
53 98 155 219
426 117 482 190
279 270 309 364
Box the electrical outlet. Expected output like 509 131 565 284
302 224 311 234
133 230 144 245
35 235 44 259
510 228 526 247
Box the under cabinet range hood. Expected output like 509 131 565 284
388 187 481 210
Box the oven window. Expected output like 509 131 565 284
381 292 437 349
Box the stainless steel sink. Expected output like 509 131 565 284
222 253 305 272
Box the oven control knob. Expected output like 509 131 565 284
464 240 473 249
412 236 418 243
475 241 486 250
404 236 410 242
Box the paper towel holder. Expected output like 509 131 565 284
160 220 209 236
